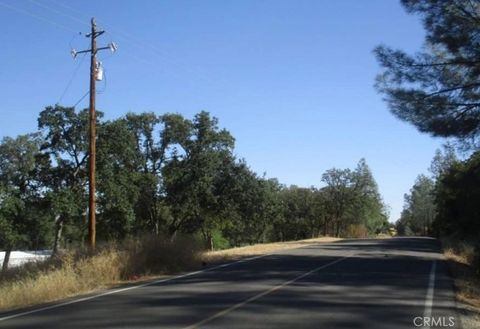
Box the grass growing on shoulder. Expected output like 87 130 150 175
203 236 342 264
442 238 480 310
0 235 202 311
0 235 337 311
120 235 202 277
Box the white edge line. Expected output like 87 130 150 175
0 254 267 322
423 260 437 322
182 254 352 329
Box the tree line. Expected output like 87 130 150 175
396 145 480 243
375 0 480 251
0 105 389 268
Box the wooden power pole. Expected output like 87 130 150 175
88 17 98 250
71 17 117 250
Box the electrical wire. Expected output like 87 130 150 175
37 0 238 102
42 1 270 115
0 1 77 33
36 0 169 68
58 53 87 104
72 91 89 108
42 0 167 60
29 0 89 27
69 31 83 50
101 28 216 85
39 0 214 84
46 0 86 18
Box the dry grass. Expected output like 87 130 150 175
0 235 201 311
344 224 368 238
375 233 392 239
203 237 341 264
0 235 339 312
442 240 480 310
442 239 480 329
120 235 202 277
0 249 122 310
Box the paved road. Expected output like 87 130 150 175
0 238 460 329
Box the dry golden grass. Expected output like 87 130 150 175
0 249 121 310
203 237 341 264
120 235 202 277
344 224 368 238
442 240 480 329
442 240 480 309
0 236 201 311
0 236 339 312
375 233 392 239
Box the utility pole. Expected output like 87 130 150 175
87 18 97 250
71 17 117 250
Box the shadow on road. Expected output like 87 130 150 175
0 238 460 329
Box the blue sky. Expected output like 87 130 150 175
0 0 444 222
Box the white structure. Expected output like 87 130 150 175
0 250 51 268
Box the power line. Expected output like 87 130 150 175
40 0 246 105
72 90 89 108
46 0 86 18
35 0 175 67
69 32 84 51
43 1 169 59
26 0 162 71
100 27 216 85
40 0 216 85
58 53 87 104
29 0 89 27
0 1 77 33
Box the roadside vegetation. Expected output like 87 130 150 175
203 236 341 264
0 106 389 311
0 236 339 311
442 238 480 329
375 0 480 318
0 235 201 311
2 0 480 321
442 239 480 307
0 108 390 273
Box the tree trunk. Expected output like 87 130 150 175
53 215 64 255
2 248 12 273
335 220 341 237
169 229 178 242
207 235 214 251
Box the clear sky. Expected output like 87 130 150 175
0 0 444 222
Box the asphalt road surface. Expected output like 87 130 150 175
0 238 460 329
